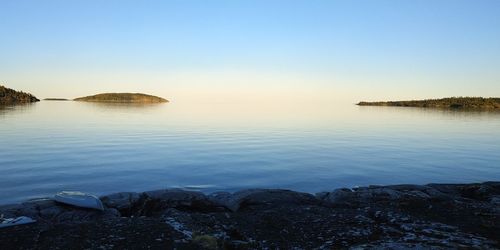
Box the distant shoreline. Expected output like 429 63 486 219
357 97 500 110
44 98 70 101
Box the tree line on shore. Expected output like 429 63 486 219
0 85 39 105
358 97 500 109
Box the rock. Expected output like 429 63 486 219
144 189 206 202
24 199 58 210
404 190 430 199
387 184 448 200
319 184 454 207
314 191 329 200
207 192 235 211
0 204 25 218
0 199 58 219
317 188 354 205
209 189 319 212
459 184 494 201
54 208 119 223
101 189 222 216
319 187 403 205
39 205 64 219
427 182 500 201
106 208 121 217
113 189 225 216
1 182 500 249
490 196 500 206
0 198 120 225
483 181 500 190
190 235 218 250
358 187 403 201
100 192 140 211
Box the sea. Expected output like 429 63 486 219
1 100 499 204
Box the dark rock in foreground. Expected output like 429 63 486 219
1 182 499 249
0 85 39 105
357 97 500 110
74 93 168 103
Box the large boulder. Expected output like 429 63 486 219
100 192 141 215
209 189 319 212
316 188 354 205
143 189 218 211
107 189 225 216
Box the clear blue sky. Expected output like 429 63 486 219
1 0 499 102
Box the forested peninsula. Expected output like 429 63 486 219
0 85 40 105
358 97 500 110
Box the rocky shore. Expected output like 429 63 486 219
1 182 499 249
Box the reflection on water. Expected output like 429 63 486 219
0 100 499 204
0 103 37 116
358 105 500 119
78 101 167 111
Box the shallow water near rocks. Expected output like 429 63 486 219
1 101 499 204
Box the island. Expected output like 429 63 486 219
44 98 70 101
357 97 500 110
0 85 40 105
74 93 168 103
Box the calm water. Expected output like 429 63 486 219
1 101 500 204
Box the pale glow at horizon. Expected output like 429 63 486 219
1 0 499 103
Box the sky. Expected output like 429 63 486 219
1 0 499 103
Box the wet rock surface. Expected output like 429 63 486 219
1 182 499 249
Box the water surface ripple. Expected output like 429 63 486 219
1 101 499 204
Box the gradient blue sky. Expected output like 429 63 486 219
1 0 499 102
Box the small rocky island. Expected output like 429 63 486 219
358 97 500 110
74 93 168 103
1 182 499 249
0 85 39 105
44 98 69 101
